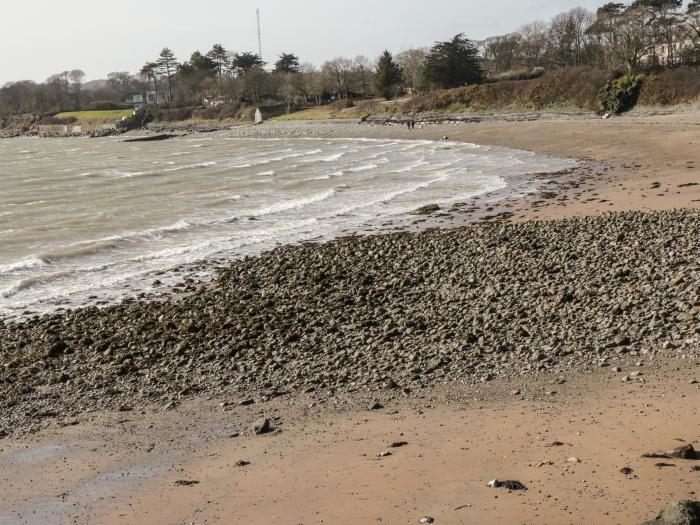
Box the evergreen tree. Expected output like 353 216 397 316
423 34 482 89
156 48 178 101
189 51 217 73
231 52 265 76
374 50 402 100
140 62 160 104
274 53 301 73
207 44 230 84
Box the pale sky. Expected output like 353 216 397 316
3 0 610 85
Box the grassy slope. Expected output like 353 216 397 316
54 110 133 124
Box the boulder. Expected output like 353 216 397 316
641 501 700 525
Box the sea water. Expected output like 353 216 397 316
0 136 575 317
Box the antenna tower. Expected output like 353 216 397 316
257 9 262 60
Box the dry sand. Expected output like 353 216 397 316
2 111 699 525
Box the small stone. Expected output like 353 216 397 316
567 457 581 464
546 441 565 448
384 378 399 390
613 367 622 373
391 441 409 448
487 479 527 491
239 399 256 407
620 467 634 476
369 401 384 411
378 450 393 458
235 460 251 467
174 480 200 486
253 418 272 435
420 517 435 524
413 204 440 215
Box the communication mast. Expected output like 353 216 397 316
256 9 262 61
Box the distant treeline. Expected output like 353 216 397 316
1 0 699 117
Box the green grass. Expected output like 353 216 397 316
54 110 133 123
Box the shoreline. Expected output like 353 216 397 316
1 112 699 524
0 132 579 321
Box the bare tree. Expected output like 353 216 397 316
352 55 372 97
483 34 522 72
590 3 655 73
300 64 328 106
321 57 354 99
46 72 70 111
518 21 548 67
396 48 427 96
108 72 136 101
68 69 86 109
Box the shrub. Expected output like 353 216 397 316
39 115 77 125
598 74 645 114
486 67 546 83
152 107 193 122
637 66 700 106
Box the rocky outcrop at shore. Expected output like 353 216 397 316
0 128 123 139
642 501 700 525
0 209 699 434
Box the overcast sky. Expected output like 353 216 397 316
3 0 613 85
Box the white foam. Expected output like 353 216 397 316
253 189 337 217
348 164 378 172
0 257 46 276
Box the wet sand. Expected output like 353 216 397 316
2 354 698 525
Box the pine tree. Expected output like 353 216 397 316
156 48 178 102
374 50 402 100
207 44 230 85
140 62 160 104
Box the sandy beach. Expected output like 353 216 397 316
1 111 699 525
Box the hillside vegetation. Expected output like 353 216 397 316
400 66 700 116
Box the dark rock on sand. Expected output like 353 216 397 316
413 204 441 215
669 445 697 460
